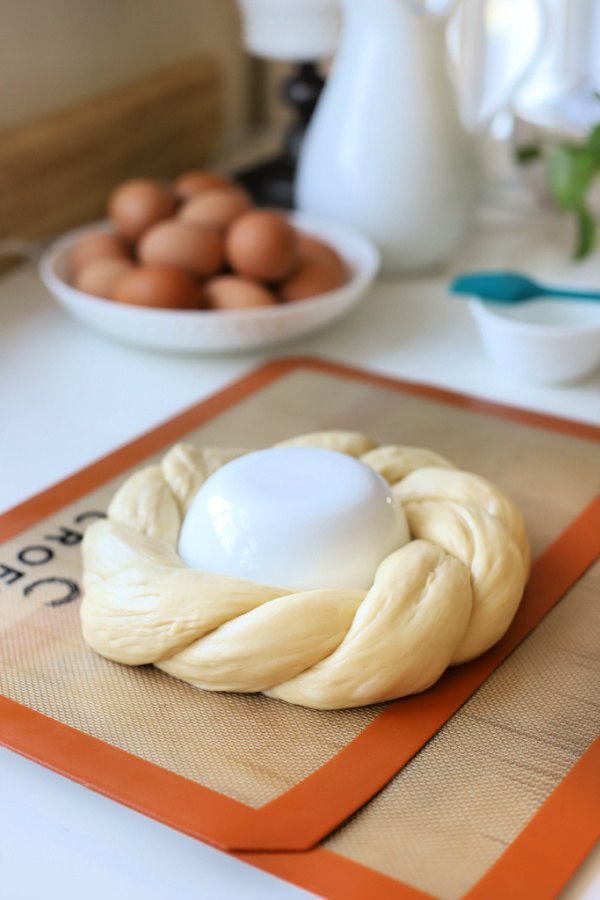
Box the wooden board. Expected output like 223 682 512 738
0 57 221 260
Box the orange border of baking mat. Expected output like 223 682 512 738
236 731 600 900
0 358 599 862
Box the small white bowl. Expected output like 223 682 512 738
470 295 600 385
39 212 379 354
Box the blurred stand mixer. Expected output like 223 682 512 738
294 0 548 275
510 0 600 141
446 0 600 219
506 0 600 224
235 0 341 207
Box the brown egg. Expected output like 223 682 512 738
279 255 346 302
225 210 299 282
205 275 277 310
108 178 176 242
74 257 135 298
70 232 131 275
138 220 224 278
173 170 238 202
112 264 204 310
179 188 252 233
297 234 348 283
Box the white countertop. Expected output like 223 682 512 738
0 203 599 900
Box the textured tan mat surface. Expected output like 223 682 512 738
323 560 600 899
0 362 599 894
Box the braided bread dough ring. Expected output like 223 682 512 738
81 431 530 709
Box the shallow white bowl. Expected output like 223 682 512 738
39 212 379 354
469 294 600 385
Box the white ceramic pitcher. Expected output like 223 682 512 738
295 0 475 275
295 0 547 275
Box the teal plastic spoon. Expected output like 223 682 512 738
450 271 600 303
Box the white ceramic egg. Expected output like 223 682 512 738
178 447 410 591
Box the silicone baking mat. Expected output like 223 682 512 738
0 358 599 898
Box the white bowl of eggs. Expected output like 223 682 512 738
39 171 380 354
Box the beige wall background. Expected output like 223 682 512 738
0 0 252 144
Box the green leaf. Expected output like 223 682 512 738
585 122 600 157
515 144 542 164
547 146 597 210
574 206 596 260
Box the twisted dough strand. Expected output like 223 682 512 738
403 501 526 664
266 541 472 709
81 431 530 709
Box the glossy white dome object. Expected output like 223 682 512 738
178 447 410 591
